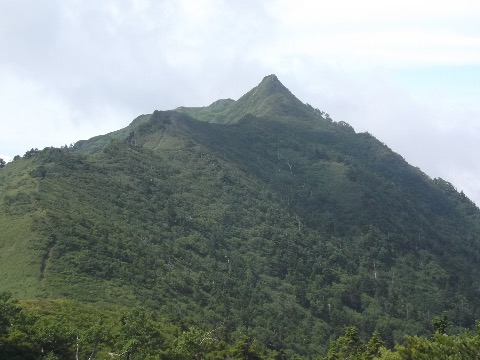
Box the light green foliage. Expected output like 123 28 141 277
0 159 46 297
27 315 76 358
0 294 294 359
114 307 164 359
165 326 217 359
324 325 480 359
326 326 364 360
376 329 480 359
365 330 384 359
225 336 265 359
325 327 385 360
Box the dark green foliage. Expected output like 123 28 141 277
432 312 449 334
0 293 40 359
2 75 480 357
0 292 20 338
225 336 265 359
24 148 40 159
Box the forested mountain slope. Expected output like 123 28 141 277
1 75 480 356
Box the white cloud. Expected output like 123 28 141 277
0 155 12 163
0 67 127 157
270 0 480 27
263 0 480 69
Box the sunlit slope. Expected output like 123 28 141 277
0 159 47 297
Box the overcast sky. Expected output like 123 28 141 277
1 0 479 204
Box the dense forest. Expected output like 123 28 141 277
1 75 480 358
2 291 480 359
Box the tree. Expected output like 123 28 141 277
0 158 5 168
0 293 36 358
77 319 113 360
113 308 164 359
381 332 480 359
432 312 449 334
24 148 39 159
326 326 363 360
0 292 18 336
165 326 217 360
27 315 76 358
365 330 384 358
325 327 386 360
227 336 264 359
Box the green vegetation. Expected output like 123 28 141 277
0 292 286 359
1 75 480 357
2 292 480 359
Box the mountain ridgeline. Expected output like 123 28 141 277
1 75 480 356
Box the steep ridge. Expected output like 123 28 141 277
1 75 480 356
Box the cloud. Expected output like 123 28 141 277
0 155 12 163
0 67 125 157
274 0 480 24
260 0 480 68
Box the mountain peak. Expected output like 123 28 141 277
256 74 288 96
214 74 311 124
260 73 280 84
175 74 320 125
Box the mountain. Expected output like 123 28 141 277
1 75 480 357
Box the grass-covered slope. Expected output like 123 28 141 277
1 75 480 356
0 159 49 298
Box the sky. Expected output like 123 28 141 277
1 0 479 204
